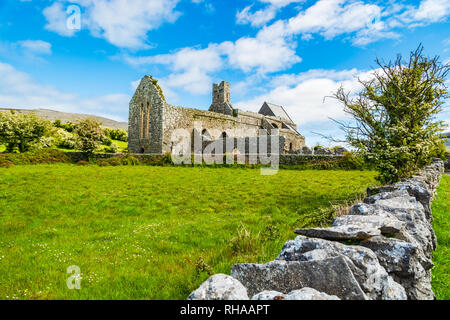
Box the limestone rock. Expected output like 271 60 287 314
372 196 437 255
251 291 286 300
187 274 249 300
231 257 368 300
284 288 340 300
294 225 380 241
360 236 434 300
332 215 405 235
276 236 407 300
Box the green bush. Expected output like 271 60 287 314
97 160 109 167
104 128 128 142
0 112 53 153
107 158 122 166
120 155 140 166
96 155 139 166
74 118 106 154
104 142 119 153
0 149 71 165
0 159 14 168
333 45 449 183
103 137 113 146
339 152 365 169
54 120 76 132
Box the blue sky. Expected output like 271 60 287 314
0 0 449 147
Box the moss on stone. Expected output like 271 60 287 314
145 75 166 103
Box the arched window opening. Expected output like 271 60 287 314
221 132 228 139
140 103 144 139
202 129 211 141
289 143 293 151
146 102 150 138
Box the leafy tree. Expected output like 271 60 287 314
0 111 52 153
104 128 128 142
74 118 106 154
332 45 449 183
54 120 76 132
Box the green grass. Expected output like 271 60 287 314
0 165 377 299
431 174 450 300
112 140 128 153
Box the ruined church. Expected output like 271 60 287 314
128 76 305 154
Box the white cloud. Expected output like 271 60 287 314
0 40 53 63
17 40 52 55
236 5 279 27
285 0 400 45
221 29 300 74
236 0 303 27
0 62 130 121
43 2 78 37
126 44 224 95
239 0 450 46
126 22 301 94
234 68 373 125
403 0 450 25
43 0 182 49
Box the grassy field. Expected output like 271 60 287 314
0 165 377 300
431 174 450 300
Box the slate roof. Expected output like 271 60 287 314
259 102 295 124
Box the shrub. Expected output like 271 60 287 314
0 159 14 168
0 149 71 165
332 45 449 183
104 128 128 142
104 142 119 153
32 136 56 149
107 158 121 166
58 136 77 150
76 160 89 166
97 160 109 167
120 155 140 166
74 118 106 154
0 112 53 153
54 120 76 132
103 137 113 146
339 152 365 170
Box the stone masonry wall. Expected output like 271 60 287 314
187 159 445 300
129 76 305 155
128 76 165 154
163 104 305 155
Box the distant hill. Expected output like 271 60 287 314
0 108 127 130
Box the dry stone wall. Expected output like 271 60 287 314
187 159 445 300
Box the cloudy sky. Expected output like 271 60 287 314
0 0 449 147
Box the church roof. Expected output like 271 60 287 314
259 102 294 124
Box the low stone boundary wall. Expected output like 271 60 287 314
66 152 343 165
187 159 445 300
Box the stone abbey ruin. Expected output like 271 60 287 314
128 76 305 155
